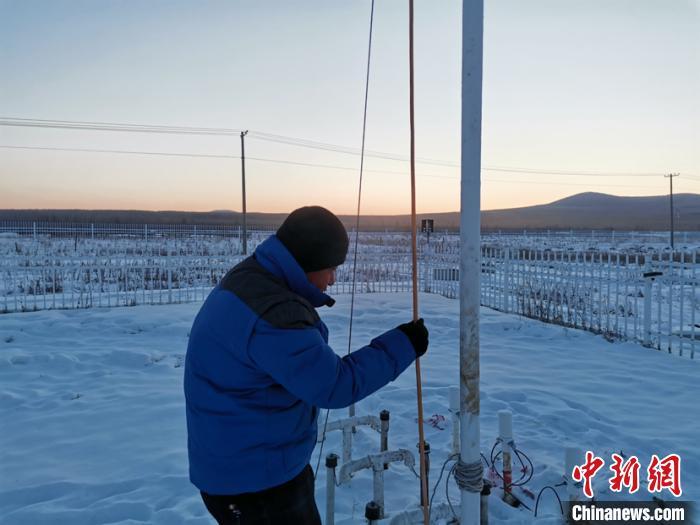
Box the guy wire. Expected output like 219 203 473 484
314 0 376 479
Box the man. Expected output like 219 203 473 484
184 206 429 525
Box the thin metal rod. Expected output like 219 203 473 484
408 1 429 523
315 0 376 479
240 130 248 255
347 0 377 423
664 173 679 249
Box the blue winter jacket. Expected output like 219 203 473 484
184 235 416 495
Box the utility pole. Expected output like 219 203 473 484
664 173 679 249
240 130 249 255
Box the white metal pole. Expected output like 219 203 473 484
372 466 385 518
460 0 484 523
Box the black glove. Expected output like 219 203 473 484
396 318 429 357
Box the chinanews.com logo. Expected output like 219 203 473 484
570 502 690 523
568 451 692 524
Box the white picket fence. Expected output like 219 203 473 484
426 248 698 358
481 229 700 249
0 220 277 240
1 230 698 359
0 256 418 312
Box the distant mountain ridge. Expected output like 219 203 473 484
1 192 698 231
481 192 700 231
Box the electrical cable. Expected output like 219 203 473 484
486 438 567 517
248 130 456 167
489 440 534 488
428 453 459 522
445 462 458 520
534 485 565 517
480 452 491 468
248 131 673 178
0 117 241 135
1 145 661 189
1 118 677 179
426 450 491 520
0 145 667 189
514 448 535 486
514 494 533 512
0 144 236 159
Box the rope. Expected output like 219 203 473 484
408 2 429 523
314 0 376 480
453 459 484 493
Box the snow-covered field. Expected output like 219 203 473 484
1 293 698 524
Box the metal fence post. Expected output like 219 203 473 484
502 248 510 312
643 270 653 347
691 251 696 360
167 254 172 304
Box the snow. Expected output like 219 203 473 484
1 292 698 524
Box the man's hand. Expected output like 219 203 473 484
396 318 429 357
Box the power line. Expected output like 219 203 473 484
1 140 674 182
246 132 672 178
248 130 458 167
247 156 452 180
0 144 236 159
0 117 242 136
0 143 468 180
484 178 660 189
249 131 669 177
484 166 662 177
1 117 672 178
0 144 663 189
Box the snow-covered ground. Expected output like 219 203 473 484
1 293 697 524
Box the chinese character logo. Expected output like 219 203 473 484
572 451 606 498
572 452 682 498
647 454 682 497
609 453 640 493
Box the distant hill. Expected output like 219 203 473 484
0 192 698 231
480 192 700 231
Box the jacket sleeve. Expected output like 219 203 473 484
247 316 416 409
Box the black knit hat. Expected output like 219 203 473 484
276 206 349 272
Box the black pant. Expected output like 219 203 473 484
200 465 322 525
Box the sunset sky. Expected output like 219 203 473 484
1 0 698 215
